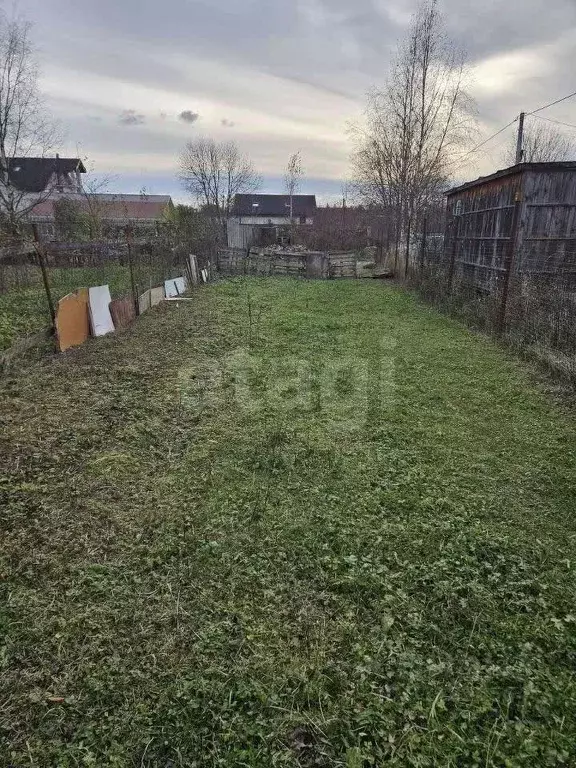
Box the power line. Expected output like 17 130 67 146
412 92 575 175
440 90 576 176
531 113 576 131
528 90 576 116
462 117 519 159
442 97 574 172
458 92 576 161
441 118 519 175
440 118 519 174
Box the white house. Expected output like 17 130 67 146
8 157 173 239
227 194 317 248
8 155 86 199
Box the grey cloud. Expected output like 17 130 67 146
32 0 392 97
221 118 235 128
179 110 200 124
26 0 576 98
28 0 576 186
118 109 146 126
442 0 576 62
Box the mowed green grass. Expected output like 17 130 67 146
0 266 135 351
1 278 576 767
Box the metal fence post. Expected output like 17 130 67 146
32 224 56 331
125 227 139 316
447 216 459 293
497 190 523 336
419 216 428 281
404 216 412 280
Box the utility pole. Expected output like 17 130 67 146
515 112 525 164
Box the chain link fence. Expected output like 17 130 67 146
405 239 576 385
0 235 199 353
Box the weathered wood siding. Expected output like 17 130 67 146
218 249 306 277
520 169 576 276
217 249 370 280
446 165 576 291
446 172 519 291
226 218 258 249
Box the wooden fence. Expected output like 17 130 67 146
216 248 374 279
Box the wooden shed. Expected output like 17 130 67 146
445 162 576 291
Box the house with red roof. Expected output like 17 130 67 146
8 155 173 239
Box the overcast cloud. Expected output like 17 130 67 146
16 0 576 201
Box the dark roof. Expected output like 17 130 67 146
232 194 317 217
446 161 576 196
8 157 86 193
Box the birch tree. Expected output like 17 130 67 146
284 151 303 222
352 0 475 271
0 10 60 237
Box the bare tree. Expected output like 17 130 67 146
0 10 60 237
506 120 576 164
284 151 303 222
53 174 121 241
178 138 261 235
80 175 117 240
351 0 475 273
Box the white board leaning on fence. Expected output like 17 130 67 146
164 277 187 298
188 255 199 285
88 285 115 337
150 286 165 306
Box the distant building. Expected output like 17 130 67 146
227 194 317 248
445 161 576 291
6 155 86 198
88 194 174 237
1 155 172 239
31 193 173 240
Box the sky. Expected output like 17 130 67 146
14 0 576 204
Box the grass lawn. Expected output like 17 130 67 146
1 277 576 767
0 266 136 352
